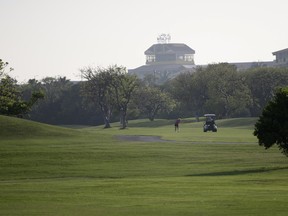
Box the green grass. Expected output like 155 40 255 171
0 115 288 215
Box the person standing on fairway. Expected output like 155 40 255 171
174 118 181 132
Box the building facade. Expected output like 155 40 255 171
129 37 196 83
144 43 195 65
273 48 288 66
129 35 287 83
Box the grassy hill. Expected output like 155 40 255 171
111 117 258 129
216 117 257 129
0 115 257 137
95 117 259 143
0 115 258 142
1 115 288 216
0 115 78 138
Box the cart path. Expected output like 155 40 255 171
115 135 256 144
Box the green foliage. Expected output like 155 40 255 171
168 63 251 118
110 67 139 128
3 62 288 124
134 86 176 121
168 64 288 119
244 67 288 116
204 63 251 118
0 75 20 115
0 60 44 117
0 75 43 116
168 71 200 117
81 65 139 128
254 87 288 156
0 59 13 76
25 77 95 124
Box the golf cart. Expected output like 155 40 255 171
203 114 217 132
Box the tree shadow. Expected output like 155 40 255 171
185 166 288 177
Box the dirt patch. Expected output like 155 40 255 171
115 135 174 142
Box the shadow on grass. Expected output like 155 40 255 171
217 117 258 129
186 166 288 177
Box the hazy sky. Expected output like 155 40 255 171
1 0 287 82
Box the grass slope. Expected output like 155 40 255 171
0 115 78 138
1 116 288 216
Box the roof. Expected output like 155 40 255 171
272 48 288 55
128 64 197 84
145 43 195 55
129 64 197 74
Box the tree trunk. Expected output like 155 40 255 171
103 116 111 128
100 104 111 128
120 108 127 129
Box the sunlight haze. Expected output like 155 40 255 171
1 0 287 82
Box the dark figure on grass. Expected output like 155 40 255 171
174 118 181 132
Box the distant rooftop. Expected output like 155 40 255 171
144 43 195 66
272 48 288 55
129 36 288 84
145 43 195 55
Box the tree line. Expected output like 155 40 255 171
1 60 288 127
167 63 288 119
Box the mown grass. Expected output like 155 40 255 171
0 115 288 215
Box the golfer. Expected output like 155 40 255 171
174 118 181 132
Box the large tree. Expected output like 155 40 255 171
203 63 251 118
109 66 139 129
168 72 196 117
168 63 251 119
134 86 176 121
254 87 288 156
81 65 138 129
81 66 117 128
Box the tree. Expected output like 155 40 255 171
203 63 251 118
168 63 251 119
0 76 44 116
244 67 288 116
22 78 99 125
81 66 116 128
59 82 99 125
134 86 176 121
168 72 196 117
172 68 210 119
0 60 44 117
81 65 138 129
109 66 139 129
254 87 288 156
0 59 13 76
26 77 72 124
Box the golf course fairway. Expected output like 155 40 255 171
1 115 287 215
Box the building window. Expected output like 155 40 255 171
146 55 155 63
184 54 194 62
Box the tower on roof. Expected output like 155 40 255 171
128 36 196 84
157 33 171 44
